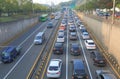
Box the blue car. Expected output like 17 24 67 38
1 46 21 63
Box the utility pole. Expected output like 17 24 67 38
112 0 116 24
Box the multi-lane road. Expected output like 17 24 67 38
0 11 118 79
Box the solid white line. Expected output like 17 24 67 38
66 17 69 79
3 24 47 79
18 22 46 47
0 61 2 64
74 19 93 79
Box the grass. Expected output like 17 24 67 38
0 14 38 23
0 17 16 22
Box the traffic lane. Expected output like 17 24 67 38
0 21 48 78
43 26 67 79
77 27 111 79
4 19 59 79
0 19 58 78
67 29 90 79
43 41 67 79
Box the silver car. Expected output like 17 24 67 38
96 70 117 79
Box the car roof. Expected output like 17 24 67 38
3 47 15 53
36 32 44 36
55 42 63 46
73 59 84 70
83 32 88 34
86 40 94 43
102 74 117 79
49 59 61 66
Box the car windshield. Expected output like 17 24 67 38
2 52 10 57
75 70 86 75
71 32 76 35
58 36 63 38
35 36 41 39
55 43 62 47
49 66 58 71
72 45 79 50
88 42 94 45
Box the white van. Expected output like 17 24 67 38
34 32 45 45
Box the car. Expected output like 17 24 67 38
57 34 65 43
79 25 87 33
47 59 62 78
70 43 81 56
59 25 66 30
76 20 82 26
55 16 60 20
68 20 74 25
58 29 65 36
69 32 77 40
71 59 88 79
47 22 53 28
34 32 45 45
53 42 64 54
61 21 67 27
96 70 117 79
69 25 76 32
81 32 90 40
115 12 120 19
84 39 96 49
1 46 21 63
90 51 106 67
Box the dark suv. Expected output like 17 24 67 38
70 43 80 56
90 51 106 67
1 46 21 63
71 59 88 79
53 42 64 54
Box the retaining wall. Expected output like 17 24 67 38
0 17 38 45
77 13 120 65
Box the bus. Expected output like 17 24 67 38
39 14 48 22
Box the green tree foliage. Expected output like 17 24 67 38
0 0 49 16
75 0 120 11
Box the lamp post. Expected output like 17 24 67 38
112 0 116 24
108 0 116 53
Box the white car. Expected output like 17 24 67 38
57 34 65 43
81 32 90 39
84 39 96 49
47 59 62 78
96 70 117 79
58 30 65 36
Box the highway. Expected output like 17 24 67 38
0 11 118 79
0 18 59 79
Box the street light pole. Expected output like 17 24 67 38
112 0 116 24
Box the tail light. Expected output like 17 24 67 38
53 48 56 50
47 72 50 74
56 72 60 74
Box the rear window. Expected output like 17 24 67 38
2 52 10 57
58 36 63 38
88 42 94 45
35 36 41 39
49 66 58 71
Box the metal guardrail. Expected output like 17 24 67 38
85 24 120 79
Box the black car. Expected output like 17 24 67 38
70 43 80 56
90 51 106 67
53 42 64 54
71 59 88 79
47 22 53 28
1 46 21 63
